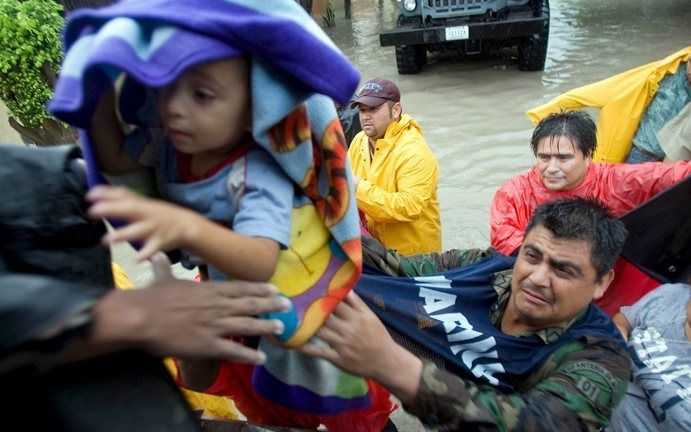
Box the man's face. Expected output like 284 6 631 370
536 136 591 191
507 224 612 332
358 101 399 141
157 58 251 156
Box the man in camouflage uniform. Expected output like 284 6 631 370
303 198 630 431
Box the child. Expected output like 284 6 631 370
88 57 292 285
87 56 295 394
50 0 394 430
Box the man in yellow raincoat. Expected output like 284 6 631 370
527 46 691 163
348 78 442 255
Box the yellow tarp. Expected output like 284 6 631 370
111 262 240 421
527 46 691 163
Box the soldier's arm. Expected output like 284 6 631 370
302 294 629 431
361 234 495 277
404 338 630 431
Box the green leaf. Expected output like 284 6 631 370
0 0 66 132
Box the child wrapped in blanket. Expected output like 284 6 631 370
89 58 292 293
49 0 394 430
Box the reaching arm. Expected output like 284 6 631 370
89 88 142 174
355 150 438 223
605 160 691 206
361 234 494 277
303 293 629 431
62 279 287 364
405 338 628 432
87 186 280 281
180 214 280 282
300 292 423 404
0 275 288 372
79 279 286 394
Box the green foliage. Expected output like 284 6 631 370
0 0 64 130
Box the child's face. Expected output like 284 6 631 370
157 58 250 155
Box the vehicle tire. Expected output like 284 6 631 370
395 44 425 74
415 45 427 67
517 0 549 71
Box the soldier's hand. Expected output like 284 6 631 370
300 292 423 403
91 279 290 364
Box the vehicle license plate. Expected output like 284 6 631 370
445 25 469 41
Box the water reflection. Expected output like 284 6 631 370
326 0 690 249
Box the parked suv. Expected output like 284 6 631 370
380 0 549 74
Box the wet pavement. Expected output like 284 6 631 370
326 0 691 250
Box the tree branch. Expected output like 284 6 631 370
42 118 65 144
43 118 78 146
8 116 46 146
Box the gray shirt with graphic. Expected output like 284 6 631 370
610 283 691 432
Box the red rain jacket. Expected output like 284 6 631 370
490 161 691 255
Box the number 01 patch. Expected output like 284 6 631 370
576 377 601 401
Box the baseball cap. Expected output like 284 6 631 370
350 77 400 109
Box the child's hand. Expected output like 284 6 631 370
87 186 200 261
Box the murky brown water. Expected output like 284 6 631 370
326 0 691 250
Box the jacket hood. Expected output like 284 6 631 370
386 114 422 139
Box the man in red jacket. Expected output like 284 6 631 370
490 110 690 256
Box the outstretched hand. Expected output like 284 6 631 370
87 186 201 261
299 292 423 403
91 278 291 365
300 292 392 378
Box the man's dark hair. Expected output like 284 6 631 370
525 198 628 280
530 110 598 158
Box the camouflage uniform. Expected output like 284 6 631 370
361 235 495 277
362 236 630 431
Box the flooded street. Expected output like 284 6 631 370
326 0 691 250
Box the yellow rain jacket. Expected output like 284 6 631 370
527 46 691 162
348 114 441 255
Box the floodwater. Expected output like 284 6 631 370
325 0 691 250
